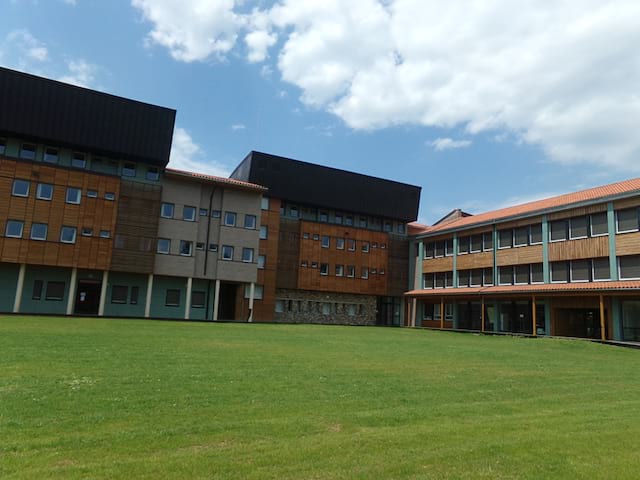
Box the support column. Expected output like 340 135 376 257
213 279 221 321
185 277 193 320
411 298 417 327
611 298 622 341
66 268 77 315
607 202 618 280
452 303 459 330
544 299 552 335
13 263 26 313
481 297 485 332
494 301 500 332
248 282 255 322
532 295 537 337
542 215 550 283
452 234 458 288
98 270 108 316
440 297 444 329
599 294 606 341
144 273 153 318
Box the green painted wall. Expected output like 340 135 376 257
0 262 19 312
20 265 71 315
149 275 189 319
189 278 212 321
103 272 148 318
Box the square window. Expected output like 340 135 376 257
336 238 345 249
111 285 128 304
590 212 608 236
498 266 513 285
380 243 387 249
222 245 234 260
183 206 196 221
471 235 483 253
244 215 257 229
471 269 483 287
165 289 180 307
224 211 237 226
551 262 569 283
211 210 221 218
179 240 193 256
81 227 93 237
257 255 266 269
320 263 329 275
60 226 77 244
303 232 310 239
549 220 569 241
191 291 206 308
43 147 59 164
66 187 81 204
36 183 53 200
571 259 591 282
616 208 639 233
313 234 320 241
32 280 43 300
569 217 589 239
290 206 299 218
161 203 174 218
261 197 269 210
20 144 36 160
498 229 513 248
458 270 470 287
12 179 30 197
122 163 136 177
196 242 205 250
71 153 86 169
30 223 47 241
515 264 530 284
514 227 529 246
242 247 254 263
99 230 111 239
209 243 218 252
86 190 98 198
301 260 308 267
157 238 170 254
321 235 330 248
146 167 159 181
361 242 370 253
383 222 392 232
104 192 116 201
45 281 65 300
259 225 268 239
335 264 344 276
5 220 24 238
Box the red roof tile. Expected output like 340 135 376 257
165 168 267 192
405 281 640 297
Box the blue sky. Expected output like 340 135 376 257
2 0 639 224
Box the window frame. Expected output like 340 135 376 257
12 179 30 197
65 187 82 205
45 281 65 301
30 223 48 241
244 214 257 230
5 220 24 238
242 247 254 263
183 206 196 222
179 240 193 256
165 289 181 307
569 216 589 240
616 208 639 234
36 183 53 201
222 245 234 261
20 143 36 160
60 226 77 244
161 203 174 219
111 285 128 304
157 238 171 254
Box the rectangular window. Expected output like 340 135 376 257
32 280 43 300
347 239 356 251
257 255 266 269
483 232 493 251
165 289 180 307
569 217 589 239
146 167 159 181
444 239 454 256
515 264 530 284
99 230 111 239
335 213 343 225
424 242 435 258
360 217 368 228
199 208 208 217
616 208 639 233
191 291 205 308
12 179 30 197
361 242 370 253
81 227 93 237
458 270 470 287
66 187 81 205
471 269 483 287
335 264 344 276
224 212 236 226
470 235 483 253
157 238 170 254
336 238 345 250
457 236 470 254
319 211 328 222
244 215 257 229
549 220 568 242
321 235 330 248
514 227 529 247
60 226 77 244
290 206 299 218
45 281 65 301
130 286 139 305
183 206 196 221
361 267 369 279
434 272 445 288
590 212 608 236
5 220 24 238
434 241 445 257
222 245 234 261
71 152 86 169
530 224 543 244
619 255 640 280
114 234 126 249
347 265 355 278
122 162 136 177
242 247 254 263
36 183 53 200
275 299 284 313
179 240 192 256
498 229 513 248
320 263 329 275
30 223 47 241
86 190 98 198
483 267 494 286
261 197 269 210
43 147 59 164
211 209 221 218
209 243 218 252
423 273 433 289
104 192 116 201
551 262 569 283
498 266 513 285
196 242 204 250
20 143 36 160
259 225 268 240
592 257 610 281
383 222 392 232
111 285 128 304
344 216 354 226
161 203 174 218
531 263 544 283
571 259 590 282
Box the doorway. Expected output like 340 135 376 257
74 280 101 315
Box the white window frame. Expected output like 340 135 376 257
618 256 640 280
589 213 609 237
498 266 514 286
179 240 193 256
5 220 24 238
616 209 639 234
361 242 370 253
569 259 591 283
244 215 257 230
71 153 86 169
224 211 237 227
336 238 345 250
257 255 266 269
513 226 529 247
20 143 36 160
592 258 611 282
43 147 59 164
261 197 270 210
99 230 111 239
60 226 77 244
36 183 53 201
122 162 136 177
550 262 569 283
30 223 48 241
529 224 543 245
183 206 196 222
497 229 513 249
347 265 355 278
12 179 30 197
321 235 330 248
320 263 329 276
157 238 171 254
513 264 531 285
259 225 268 240
361 267 369 279
242 247 254 263
65 187 82 205
335 264 344 277
347 239 356 251
222 245 234 261
104 192 116 201
569 217 589 240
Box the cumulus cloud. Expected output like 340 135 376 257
169 127 232 177
58 59 99 88
430 138 472 151
132 0 640 171
5 29 48 62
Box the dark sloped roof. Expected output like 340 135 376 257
0 67 176 166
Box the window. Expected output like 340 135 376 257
257 255 266 269
498 229 513 248
424 242 434 258
12 179 30 197
619 255 640 280
423 273 433 289
66 187 81 205
571 260 590 282
114 235 126 249
347 239 356 251
140 238 152 252
383 222 392 232
336 238 345 250
335 213 343 225
360 217 368 228
20 143 36 160
165 289 180 307
444 239 454 256
361 267 369 279
434 272 445 288
81 227 93 237
335 264 344 276
199 208 208 217
549 220 569 241
157 238 170 254
222 245 234 260
122 162 136 177
361 242 370 253
483 268 494 286
471 269 483 287
104 192 116 201
458 270 470 287
45 281 65 300
242 247 254 263
43 147 58 164
458 236 470 254
179 240 192 256
569 217 588 240
130 286 139 305
514 227 529 247
32 280 43 300
224 212 236 226
183 206 196 221
191 291 205 308
398 223 406 234
592 258 610 281
347 265 355 278
71 153 86 169
259 225 268 239
30 223 47 241
290 206 299 218
530 224 543 244
60 226 77 244
345 216 354 226
434 241 445 257
320 263 329 275
211 210 221 218
498 266 513 285
0 137 5 155
242 284 264 300
111 285 128 304
515 265 530 284
301 260 308 267
244 214 257 229
5 220 24 238
36 183 53 200
321 235 330 248
303 232 310 239
196 242 204 250
551 262 569 283
616 208 639 233
275 299 285 313
319 211 328 222
209 243 218 252
470 235 483 253
590 212 608 236
531 263 544 283
483 232 494 251
146 167 159 181
99 230 111 239
322 303 331 315
87 190 98 198
161 203 174 218
261 197 269 210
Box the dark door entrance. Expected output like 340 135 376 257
554 308 603 338
75 280 101 315
218 283 237 320
377 297 401 326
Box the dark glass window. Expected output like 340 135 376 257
531 263 544 283
514 227 529 246
445 272 453 288
191 291 205 308
458 270 470 287
590 212 608 236
471 269 483 286
183 206 196 221
570 217 589 239
483 232 493 251
165 289 180 306
499 266 513 285
483 268 494 285
224 211 236 226
43 147 58 164
435 272 445 288
130 286 139 305
434 241 445 257
444 238 454 256
470 235 482 252
20 144 36 160
111 285 128 304
498 229 513 248
423 273 434 289
122 163 136 177
549 220 568 241
619 255 640 280
424 242 435 258
12 179 30 197
616 208 639 233
530 224 542 244
45 281 65 300
515 265 530 284
571 260 590 282
592 257 610 281
458 236 470 254
32 280 43 300
551 262 569 282
71 153 86 168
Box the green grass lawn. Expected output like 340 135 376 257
1 316 639 479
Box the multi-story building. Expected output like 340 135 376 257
405 179 640 342
230 151 422 325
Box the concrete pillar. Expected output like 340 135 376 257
542 215 550 283
98 270 108 316
213 279 221 321
185 277 193 320
452 303 459 329
607 202 618 280
411 297 417 327
66 267 77 315
531 296 537 336
13 263 26 313
248 282 255 322
494 301 500 332
544 299 552 335
452 234 458 287
611 297 622 341
144 273 153 318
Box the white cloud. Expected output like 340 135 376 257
231 123 245 131
132 0 640 171
57 59 99 88
168 127 232 177
5 29 48 62
430 138 471 151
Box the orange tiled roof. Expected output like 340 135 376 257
408 221 430 235
165 168 267 192
405 281 640 297
418 177 640 236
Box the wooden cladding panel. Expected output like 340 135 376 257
387 236 409 296
614 197 640 210
422 256 453 273
276 218 300 289
616 232 640 256
496 216 543 230
0 158 119 270
497 245 543 266
548 236 608 262
254 198 281 321
454 226 492 238
547 203 607 221
456 251 493 270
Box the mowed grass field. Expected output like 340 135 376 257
1 316 639 479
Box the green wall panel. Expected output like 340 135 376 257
0 262 19 312
20 265 71 315
149 275 189 320
103 272 148 318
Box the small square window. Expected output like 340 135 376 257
12 179 30 197
244 215 257 229
311 262 318 269
122 162 136 177
43 147 59 164
30 223 47 241
290 206 299 218
211 210 221 218
36 183 53 200
321 235 330 248
199 208 208 217
303 232 310 239
157 238 171 254
498 229 513 248
81 227 93 237
224 212 237 226
5 220 24 238
242 247 254 263
191 291 206 308
550 220 569 242
20 144 36 160
312 234 320 241
66 187 82 204
104 192 116 201
86 190 98 198
183 206 196 221
209 243 218 252
196 242 205 250
616 208 639 234
71 153 86 169
111 285 128 304
380 243 387 249
161 203 174 218
165 289 180 307
222 245 234 260
179 240 193 256
45 281 65 301
99 230 111 239
259 225 268 240
60 226 77 244
146 167 160 181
